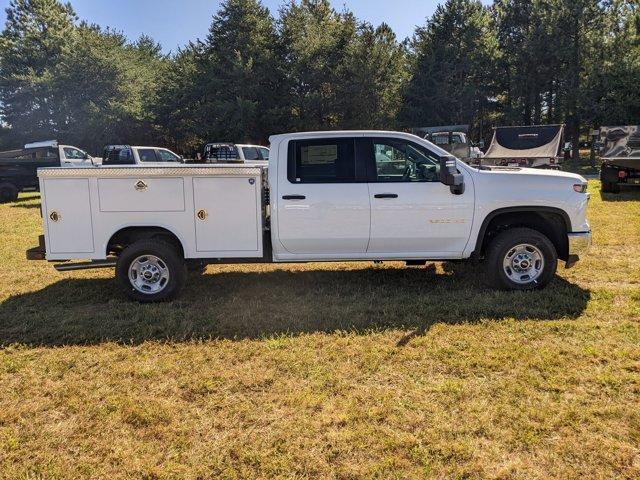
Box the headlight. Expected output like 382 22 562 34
573 183 587 193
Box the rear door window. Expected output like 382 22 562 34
287 138 359 183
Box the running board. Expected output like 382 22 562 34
54 260 117 272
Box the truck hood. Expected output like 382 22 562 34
476 166 586 183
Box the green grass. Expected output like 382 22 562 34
0 182 639 479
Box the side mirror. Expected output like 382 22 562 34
439 156 465 195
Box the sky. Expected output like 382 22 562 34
0 0 490 54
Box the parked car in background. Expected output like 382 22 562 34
480 124 565 169
199 143 268 164
598 125 640 193
102 145 183 166
0 140 93 202
28 130 591 302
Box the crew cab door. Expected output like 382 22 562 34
276 137 370 255
365 137 474 255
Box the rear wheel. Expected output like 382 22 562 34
116 239 186 302
0 183 19 203
484 227 557 290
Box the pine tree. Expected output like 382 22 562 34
399 0 499 141
278 0 358 131
0 0 77 144
197 0 285 143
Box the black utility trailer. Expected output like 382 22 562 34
598 126 640 193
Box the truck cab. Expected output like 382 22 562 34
28 130 592 302
102 145 183 166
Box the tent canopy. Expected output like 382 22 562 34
484 124 564 159
599 126 640 160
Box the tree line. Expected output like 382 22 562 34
0 0 638 159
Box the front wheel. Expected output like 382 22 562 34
484 227 557 290
116 239 186 302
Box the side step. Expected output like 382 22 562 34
54 259 117 272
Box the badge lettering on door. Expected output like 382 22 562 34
429 219 467 224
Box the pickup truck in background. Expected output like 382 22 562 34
0 140 93 202
27 130 592 302
199 142 269 164
102 145 184 165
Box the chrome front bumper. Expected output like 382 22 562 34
566 231 592 267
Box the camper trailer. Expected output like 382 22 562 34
481 125 565 169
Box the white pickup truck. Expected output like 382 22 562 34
27 131 592 302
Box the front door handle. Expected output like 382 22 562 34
374 193 398 199
282 195 306 200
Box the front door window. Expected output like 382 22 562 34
373 139 440 183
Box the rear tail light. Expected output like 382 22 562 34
618 170 628 179
573 183 587 193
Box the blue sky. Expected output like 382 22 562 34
0 0 491 53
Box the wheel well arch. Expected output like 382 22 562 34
106 226 185 257
475 207 570 261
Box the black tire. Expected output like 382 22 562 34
484 227 557 291
600 166 620 194
116 239 186 302
0 182 19 203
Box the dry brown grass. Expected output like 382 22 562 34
0 181 639 479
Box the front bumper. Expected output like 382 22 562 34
566 231 592 268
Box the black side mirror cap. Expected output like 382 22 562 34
439 156 465 194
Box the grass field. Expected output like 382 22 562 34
0 181 639 479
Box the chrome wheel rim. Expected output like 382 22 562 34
502 243 545 285
128 255 170 294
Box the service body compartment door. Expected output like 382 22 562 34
193 176 262 256
43 178 94 254
98 177 185 212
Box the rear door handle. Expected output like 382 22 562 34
282 195 306 200
374 193 398 199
